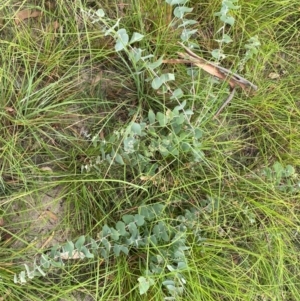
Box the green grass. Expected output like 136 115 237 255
1 0 300 300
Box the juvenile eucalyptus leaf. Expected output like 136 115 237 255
181 29 198 41
128 222 138 237
75 235 85 251
147 56 164 70
19 271 27 284
40 254 51 269
131 47 143 63
174 100 186 111
139 206 155 220
160 225 170 242
153 224 161 239
181 142 191 152
220 15 235 26
106 153 112 164
151 77 163 90
81 246 94 259
113 244 121 256
148 109 156 124
177 261 187 270
120 245 129 255
171 122 182 134
90 238 99 250
104 19 120 36
167 264 175 272
114 153 124 165
50 260 64 268
174 6 193 18
225 0 240 9
131 122 142 135
166 0 187 5
25 264 34 279
115 28 129 51
63 241 75 256
101 238 111 251
35 265 46 277
141 54 154 60
160 73 175 84
215 33 233 44
177 19 198 28
194 128 202 139
138 276 151 295
170 88 184 100
170 147 179 157
150 261 161 273
96 9 105 17
159 145 169 156
136 237 146 247
174 114 185 125
100 248 109 259
139 204 163 221
173 249 185 260
123 137 136 153
122 214 135 224
211 49 226 60
134 214 145 226
184 109 194 116
152 73 175 90
149 234 158 245
273 162 284 183
284 165 295 177
129 32 144 44
162 280 175 286
166 284 182 294
102 224 111 237
116 221 127 235
126 236 135 245
110 228 121 241
49 245 61 258
153 203 164 215
156 112 167 127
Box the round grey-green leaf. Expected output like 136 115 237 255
115 28 129 51
75 235 85 251
131 122 142 135
129 32 144 44
134 214 145 226
148 109 156 124
151 77 163 90
116 221 127 236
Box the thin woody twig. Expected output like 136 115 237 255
177 42 258 91
164 43 258 117
213 87 236 119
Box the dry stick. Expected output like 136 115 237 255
173 43 258 117
178 42 258 91
213 87 236 119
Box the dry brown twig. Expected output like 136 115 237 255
163 42 258 118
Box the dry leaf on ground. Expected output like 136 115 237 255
59 250 85 260
163 43 258 118
38 210 58 222
176 42 258 92
46 20 60 32
5 107 15 113
15 9 42 25
268 72 280 79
